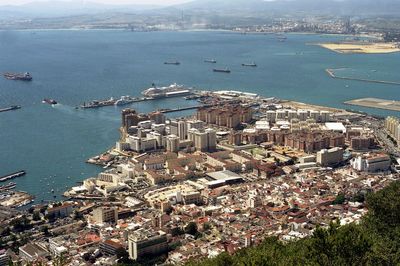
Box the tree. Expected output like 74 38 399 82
185 222 198 236
171 227 184 237
32 211 41 221
203 222 212 231
115 247 130 264
333 193 346 205
39 206 47 214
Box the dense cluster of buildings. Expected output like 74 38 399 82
117 109 217 154
1 90 399 265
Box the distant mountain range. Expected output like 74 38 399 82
1 0 400 19
0 1 160 19
174 0 400 16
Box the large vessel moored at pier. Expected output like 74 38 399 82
141 83 193 99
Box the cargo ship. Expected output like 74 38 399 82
142 83 193 99
42 98 58 105
0 105 21 113
204 59 217 63
164 61 180 65
242 62 257 67
0 170 26 182
4 72 32 81
0 182 16 191
213 68 231 73
80 97 116 109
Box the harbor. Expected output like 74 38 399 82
79 83 194 109
0 190 34 208
345 98 400 112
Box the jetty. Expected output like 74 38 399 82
326 68 400 86
0 170 26 182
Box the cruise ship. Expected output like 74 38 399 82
141 83 193 99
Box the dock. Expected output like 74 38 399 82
158 106 201 113
326 68 400 86
0 170 26 182
344 98 400 112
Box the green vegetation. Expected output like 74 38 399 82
187 181 400 266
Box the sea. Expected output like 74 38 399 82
0 30 399 203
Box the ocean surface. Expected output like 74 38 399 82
0 30 399 203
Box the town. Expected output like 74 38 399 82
1 90 400 265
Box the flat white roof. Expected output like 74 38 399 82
325 122 347 133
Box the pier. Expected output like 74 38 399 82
0 170 26 182
326 68 400 86
158 105 201 113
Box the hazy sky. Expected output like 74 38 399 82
0 0 192 6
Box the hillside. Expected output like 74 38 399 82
187 181 400 266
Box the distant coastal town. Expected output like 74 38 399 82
1 87 400 265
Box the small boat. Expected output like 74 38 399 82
42 98 58 105
204 59 217 63
242 62 257 67
114 96 135 106
164 61 180 65
213 68 231 73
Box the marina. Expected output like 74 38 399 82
345 98 400 112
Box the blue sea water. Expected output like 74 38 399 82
0 30 399 202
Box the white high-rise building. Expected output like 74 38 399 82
166 135 180 153
178 120 188 140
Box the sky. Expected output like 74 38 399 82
0 0 192 6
